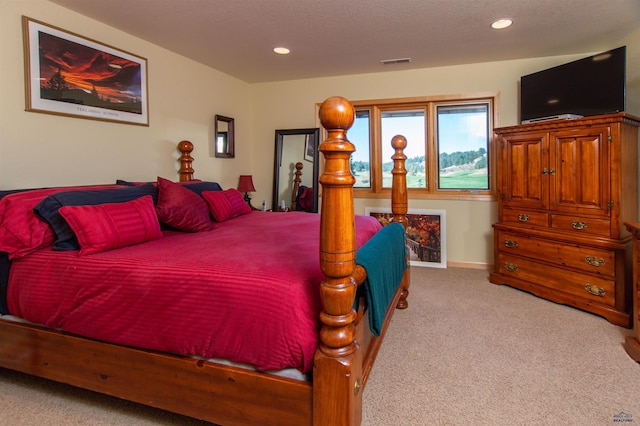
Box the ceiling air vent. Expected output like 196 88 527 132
380 57 412 65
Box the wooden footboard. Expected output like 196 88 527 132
0 96 409 425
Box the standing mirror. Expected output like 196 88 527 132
273 128 320 213
214 115 235 158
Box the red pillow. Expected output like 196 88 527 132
155 177 212 232
58 195 162 255
0 185 122 259
201 189 252 222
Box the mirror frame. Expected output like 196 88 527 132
273 128 320 213
214 115 235 158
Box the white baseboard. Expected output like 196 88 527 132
444 261 492 270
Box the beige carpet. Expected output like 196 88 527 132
1 267 639 425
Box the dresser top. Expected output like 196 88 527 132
495 112 640 135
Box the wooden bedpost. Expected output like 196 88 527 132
177 140 194 182
390 135 410 309
314 96 361 426
291 162 304 211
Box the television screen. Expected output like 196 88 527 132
520 46 626 123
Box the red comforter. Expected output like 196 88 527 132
7 211 381 373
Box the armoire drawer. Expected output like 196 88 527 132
496 230 615 278
550 214 610 237
502 208 548 227
496 252 615 306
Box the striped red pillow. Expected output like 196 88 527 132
201 189 251 222
58 195 162 255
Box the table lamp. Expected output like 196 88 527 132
237 175 256 208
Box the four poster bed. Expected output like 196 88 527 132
0 97 410 425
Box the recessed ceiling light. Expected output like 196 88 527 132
491 18 513 30
273 47 290 55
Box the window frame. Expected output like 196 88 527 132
434 100 492 192
318 93 499 201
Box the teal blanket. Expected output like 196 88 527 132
355 222 407 336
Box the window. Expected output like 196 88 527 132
344 94 497 199
381 109 425 189
436 103 490 191
350 110 371 188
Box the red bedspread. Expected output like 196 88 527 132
7 211 381 373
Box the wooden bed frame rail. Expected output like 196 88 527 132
0 96 409 426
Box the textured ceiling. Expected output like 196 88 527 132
49 0 640 83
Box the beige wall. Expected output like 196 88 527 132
249 37 640 267
2 0 638 267
622 27 640 116
0 0 253 191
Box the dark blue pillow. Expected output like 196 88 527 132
115 179 222 195
0 187 46 200
179 181 223 195
34 183 158 251
115 179 149 186
0 251 11 314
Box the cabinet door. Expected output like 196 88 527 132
549 126 610 216
499 131 548 210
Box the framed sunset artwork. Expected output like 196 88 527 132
22 16 149 126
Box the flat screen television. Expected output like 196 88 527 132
520 46 626 123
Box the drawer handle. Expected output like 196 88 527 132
585 284 605 297
504 262 518 272
571 220 587 230
585 256 605 267
542 168 556 175
504 239 518 248
517 214 530 222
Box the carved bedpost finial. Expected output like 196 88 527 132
318 96 355 139
177 140 194 182
390 135 410 309
314 96 361 425
391 135 408 228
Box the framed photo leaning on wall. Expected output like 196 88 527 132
366 207 446 268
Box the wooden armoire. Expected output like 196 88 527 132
490 113 640 328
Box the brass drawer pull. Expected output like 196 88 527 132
504 239 518 248
571 220 587 230
585 284 605 297
585 256 605 267
542 168 556 175
504 262 518 272
517 214 530 222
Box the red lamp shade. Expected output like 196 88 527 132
237 175 256 193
